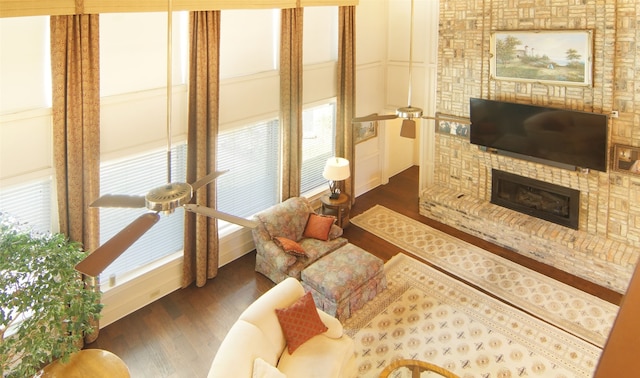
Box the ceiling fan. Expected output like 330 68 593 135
75 0 257 277
352 0 423 139
75 171 258 277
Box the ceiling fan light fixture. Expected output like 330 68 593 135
400 119 417 139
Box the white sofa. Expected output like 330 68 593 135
208 277 357 378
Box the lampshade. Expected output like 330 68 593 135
323 157 350 181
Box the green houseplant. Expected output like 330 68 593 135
0 212 103 377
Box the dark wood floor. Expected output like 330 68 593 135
88 166 621 377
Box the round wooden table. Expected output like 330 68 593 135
38 349 130 378
379 359 460 378
320 193 351 228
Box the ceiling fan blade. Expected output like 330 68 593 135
352 113 398 123
183 204 258 229
400 119 417 139
190 170 229 192
75 213 160 277
91 194 146 208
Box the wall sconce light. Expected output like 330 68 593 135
322 157 350 199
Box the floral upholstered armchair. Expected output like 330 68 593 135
252 197 348 283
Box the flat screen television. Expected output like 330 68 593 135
469 98 608 172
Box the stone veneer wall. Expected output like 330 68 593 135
426 0 640 292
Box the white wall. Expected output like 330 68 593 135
354 0 387 194
353 0 437 196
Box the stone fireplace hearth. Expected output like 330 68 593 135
491 170 580 230
419 184 636 294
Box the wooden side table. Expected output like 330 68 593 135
38 349 130 378
379 359 460 378
320 193 350 228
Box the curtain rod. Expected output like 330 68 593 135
0 0 358 18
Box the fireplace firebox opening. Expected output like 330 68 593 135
491 169 580 229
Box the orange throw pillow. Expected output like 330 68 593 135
303 213 336 241
273 237 306 257
275 292 328 354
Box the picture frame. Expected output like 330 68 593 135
490 30 593 86
354 117 378 144
612 144 640 174
435 112 470 139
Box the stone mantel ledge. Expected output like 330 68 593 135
419 185 638 294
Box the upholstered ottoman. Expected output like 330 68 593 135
301 243 386 321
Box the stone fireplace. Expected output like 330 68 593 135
491 170 580 230
425 0 640 295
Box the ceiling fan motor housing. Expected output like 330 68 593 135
396 106 423 119
146 182 193 213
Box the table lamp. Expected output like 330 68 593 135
323 157 350 199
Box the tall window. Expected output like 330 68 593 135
301 6 338 195
98 12 189 282
301 101 336 194
0 16 54 234
218 9 281 220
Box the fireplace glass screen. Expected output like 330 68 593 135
491 170 579 229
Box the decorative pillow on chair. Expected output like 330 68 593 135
303 213 336 241
275 292 328 354
328 224 343 240
273 236 306 257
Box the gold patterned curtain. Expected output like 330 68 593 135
336 6 356 204
50 14 101 342
183 10 221 288
279 7 303 200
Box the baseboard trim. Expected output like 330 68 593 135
100 256 182 328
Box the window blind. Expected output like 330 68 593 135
217 119 280 218
0 178 52 234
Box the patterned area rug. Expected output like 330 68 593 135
343 254 603 378
350 205 619 348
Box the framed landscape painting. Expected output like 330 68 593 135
354 119 378 144
490 30 593 86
